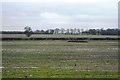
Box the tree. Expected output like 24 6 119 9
61 28 65 34
66 29 70 35
24 26 32 37
40 30 45 34
77 29 81 35
54 28 59 34
70 29 74 35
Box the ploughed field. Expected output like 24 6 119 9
2 39 119 78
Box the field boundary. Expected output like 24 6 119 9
1 37 120 40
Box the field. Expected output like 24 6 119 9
1 34 119 78
1 34 119 38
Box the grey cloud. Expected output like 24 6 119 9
2 1 118 31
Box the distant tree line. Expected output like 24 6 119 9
33 28 120 35
1 31 24 34
1 28 120 35
83 28 120 35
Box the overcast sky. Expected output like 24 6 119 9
1 0 119 31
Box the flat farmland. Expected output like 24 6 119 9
2 39 119 78
1 34 118 38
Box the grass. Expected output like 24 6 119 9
31 34 119 38
1 34 118 38
3 68 118 78
2 40 119 78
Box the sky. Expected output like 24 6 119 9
1 0 119 31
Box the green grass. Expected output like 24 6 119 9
3 68 118 78
2 40 119 78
